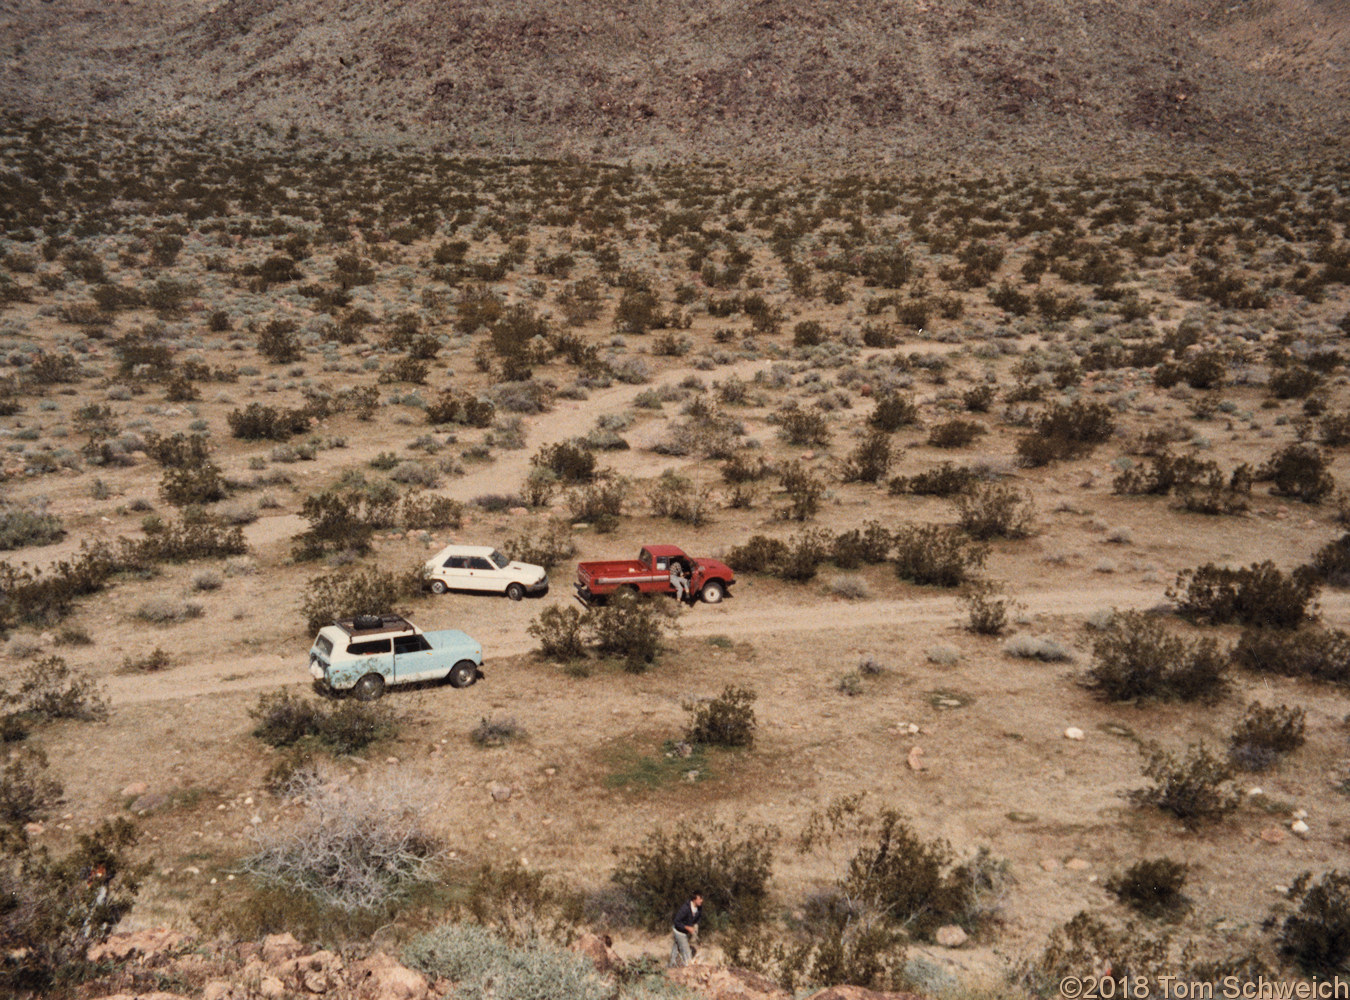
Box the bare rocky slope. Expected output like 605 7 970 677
1 0 1347 164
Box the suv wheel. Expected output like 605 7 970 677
353 673 385 701
448 660 478 688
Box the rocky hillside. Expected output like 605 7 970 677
1 0 1346 164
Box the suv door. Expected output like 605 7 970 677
393 633 438 682
343 637 394 685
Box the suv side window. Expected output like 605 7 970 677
347 638 392 656
469 557 493 570
394 634 432 654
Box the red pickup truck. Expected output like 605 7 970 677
575 545 735 606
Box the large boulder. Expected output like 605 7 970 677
260 932 304 965
804 987 927 1000
87 928 190 964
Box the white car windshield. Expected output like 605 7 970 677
489 550 510 569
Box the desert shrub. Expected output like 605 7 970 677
292 488 375 560
1016 400 1115 466
889 462 980 496
684 686 757 749
249 688 396 754
242 774 438 912
893 525 987 587
954 482 1035 540
1167 561 1319 628
0 503 66 551
404 922 611 1000
128 511 246 564
1269 365 1321 400
143 431 211 469
799 797 1005 941
776 403 832 447
611 822 778 929
1278 870 1350 975
257 319 302 364
5 655 108 723
1228 701 1306 772
1231 625 1350 684
830 523 892 568
648 470 711 526
1131 743 1240 827
566 475 626 526
158 461 228 507
227 402 310 441
0 817 141 996
1003 634 1074 662
1113 452 1219 496
727 535 789 573
1309 533 1350 586
470 717 523 748
961 583 1011 636
1085 610 1228 703
926 419 985 449
502 520 576 569
398 492 463 531
777 461 826 521
1105 858 1189 920
1175 464 1253 515
868 393 919 432
1018 910 1171 995
300 565 423 633
133 598 203 624
0 747 63 825
528 605 588 661
721 918 907 994
532 440 596 484
586 590 673 672
121 646 172 672
840 431 893 483
781 529 833 582
1257 443 1335 503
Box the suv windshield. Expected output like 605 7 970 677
315 635 333 657
489 550 509 569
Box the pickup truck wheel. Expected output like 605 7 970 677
505 583 525 602
430 580 448 595
699 580 726 604
448 660 478 688
352 673 385 701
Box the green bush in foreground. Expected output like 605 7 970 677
405 922 611 1000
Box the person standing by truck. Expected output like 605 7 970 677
669 559 690 604
670 892 703 966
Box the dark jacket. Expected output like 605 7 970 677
672 899 702 934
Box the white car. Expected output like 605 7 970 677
424 544 549 601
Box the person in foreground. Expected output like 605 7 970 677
670 891 703 967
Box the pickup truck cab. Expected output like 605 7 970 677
308 614 483 700
575 545 734 606
424 544 548 601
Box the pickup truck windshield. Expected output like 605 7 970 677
489 550 509 569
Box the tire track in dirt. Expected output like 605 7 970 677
102 582 1177 706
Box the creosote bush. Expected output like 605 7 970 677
586 590 675 672
954 482 1035 540
1228 701 1306 771
1131 742 1240 827
611 822 779 930
1085 610 1228 703
1257 443 1334 504
300 564 424 633
684 686 757 748
1278 870 1350 975
1105 858 1189 920
893 524 987 587
404 923 610 1000
1167 561 1319 628
527 605 588 662
249 688 396 755
1231 625 1350 684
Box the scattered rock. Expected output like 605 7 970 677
1039 858 1060 871
121 782 149 797
1291 819 1310 837
1259 826 1286 844
934 925 968 948
258 975 286 1000
667 964 792 1000
906 746 925 771
1065 858 1091 871
1064 727 1085 740
130 792 169 814
489 782 512 802
23 821 43 836
202 982 245 1000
